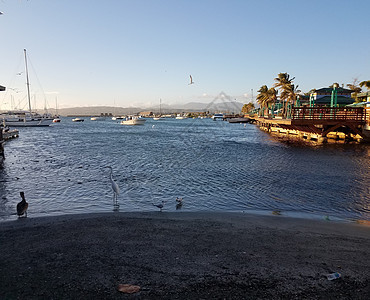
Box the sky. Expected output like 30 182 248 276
0 0 369 110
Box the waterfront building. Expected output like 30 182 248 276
139 111 153 117
356 91 370 104
309 86 353 106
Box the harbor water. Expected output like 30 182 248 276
0 117 369 221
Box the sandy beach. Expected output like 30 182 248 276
1 212 370 299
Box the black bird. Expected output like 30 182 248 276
17 192 28 217
152 200 166 212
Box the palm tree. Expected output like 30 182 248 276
267 87 278 113
280 84 301 116
257 85 277 117
345 78 362 102
360 80 370 90
274 73 295 117
241 102 255 114
257 85 269 116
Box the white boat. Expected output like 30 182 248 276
153 99 164 120
91 116 106 121
120 116 146 125
112 116 124 120
228 117 250 123
175 114 187 120
1 111 53 127
1 49 53 127
53 97 61 122
72 118 84 122
211 113 224 120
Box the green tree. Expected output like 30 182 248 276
241 102 255 114
347 78 363 102
256 85 269 116
360 80 370 90
274 73 296 117
280 84 301 113
257 85 277 117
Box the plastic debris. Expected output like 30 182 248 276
356 220 370 226
327 272 341 280
272 210 281 215
117 284 141 294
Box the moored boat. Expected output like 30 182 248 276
120 116 146 125
1 49 53 127
72 118 84 122
211 113 224 120
91 116 106 121
112 116 125 120
1 111 53 127
228 117 250 123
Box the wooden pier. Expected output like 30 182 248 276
0 127 19 159
252 107 368 143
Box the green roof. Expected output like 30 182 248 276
315 87 353 94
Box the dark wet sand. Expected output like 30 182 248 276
1 212 370 299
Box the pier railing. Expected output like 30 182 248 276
291 107 366 123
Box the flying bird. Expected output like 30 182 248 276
188 75 194 85
105 166 120 207
17 191 28 217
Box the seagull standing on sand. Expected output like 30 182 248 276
105 166 120 207
188 75 194 85
17 191 28 218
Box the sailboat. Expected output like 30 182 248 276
53 97 61 122
153 99 163 120
0 49 54 127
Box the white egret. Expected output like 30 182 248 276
17 191 28 217
105 166 120 207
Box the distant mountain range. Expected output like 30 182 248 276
43 101 244 116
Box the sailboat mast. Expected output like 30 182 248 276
24 49 32 113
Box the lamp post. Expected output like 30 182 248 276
331 83 338 107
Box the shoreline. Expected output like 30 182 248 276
1 212 370 298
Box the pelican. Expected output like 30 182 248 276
152 200 166 212
188 75 194 85
17 192 28 217
105 166 120 207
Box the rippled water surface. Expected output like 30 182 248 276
1 117 369 221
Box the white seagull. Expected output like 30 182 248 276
188 75 194 85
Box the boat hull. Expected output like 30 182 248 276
120 118 146 125
2 118 53 127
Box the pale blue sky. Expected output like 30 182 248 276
0 0 369 110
